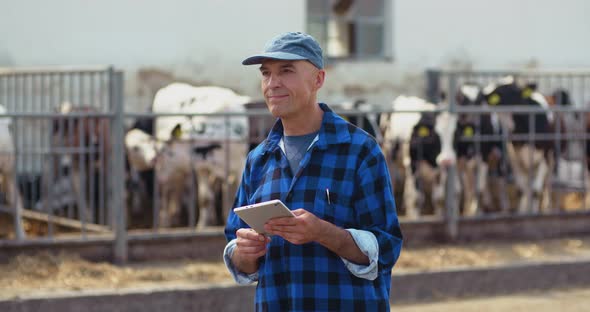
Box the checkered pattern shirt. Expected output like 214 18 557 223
224 103 403 311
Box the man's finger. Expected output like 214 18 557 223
238 228 268 241
291 209 307 216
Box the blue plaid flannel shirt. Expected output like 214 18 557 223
224 103 403 311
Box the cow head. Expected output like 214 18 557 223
410 112 442 172
125 128 161 172
456 83 485 107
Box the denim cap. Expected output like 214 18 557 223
242 32 324 69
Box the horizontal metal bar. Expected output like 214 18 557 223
0 107 586 119
0 66 121 75
456 133 590 142
435 68 590 76
124 110 273 118
0 112 114 118
7 146 102 154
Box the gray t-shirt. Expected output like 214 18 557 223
283 131 318 175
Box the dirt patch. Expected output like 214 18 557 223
0 253 231 299
397 236 590 272
1 236 590 299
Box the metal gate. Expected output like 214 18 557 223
0 67 126 260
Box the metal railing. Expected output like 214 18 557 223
1 66 590 262
0 66 126 262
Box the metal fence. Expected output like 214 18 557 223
1 66 590 262
426 69 590 237
0 66 126 261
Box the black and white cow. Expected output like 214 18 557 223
454 83 510 214
481 76 556 213
380 96 460 218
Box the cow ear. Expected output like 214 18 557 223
171 124 182 140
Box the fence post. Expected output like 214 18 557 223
445 72 459 241
425 69 442 103
10 114 25 241
110 67 127 264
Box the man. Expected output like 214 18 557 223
223 32 403 311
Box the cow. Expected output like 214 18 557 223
124 126 159 228
124 117 205 228
453 83 510 215
152 83 250 227
481 76 556 213
37 103 111 225
380 95 460 219
124 83 250 228
0 104 25 238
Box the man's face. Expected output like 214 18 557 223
259 60 324 119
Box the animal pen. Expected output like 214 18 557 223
1 66 590 264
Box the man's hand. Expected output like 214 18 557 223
264 209 324 245
264 209 369 265
232 228 271 274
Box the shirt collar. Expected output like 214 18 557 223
262 103 352 154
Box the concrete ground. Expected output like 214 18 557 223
392 287 590 312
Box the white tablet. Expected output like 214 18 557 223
233 199 295 234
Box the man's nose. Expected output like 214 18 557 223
267 74 282 88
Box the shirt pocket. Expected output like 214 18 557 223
313 186 355 228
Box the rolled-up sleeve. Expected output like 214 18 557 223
354 142 403 274
223 239 259 284
341 229 379 280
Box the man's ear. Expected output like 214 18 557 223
315 69 326 89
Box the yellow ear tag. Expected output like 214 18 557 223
418 126 430 137
522 88 533 99
463 126 474 137
488 93 500 106
171 125 183 139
